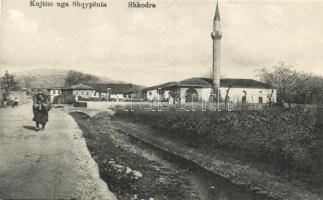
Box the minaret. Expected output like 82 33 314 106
211 0 222 91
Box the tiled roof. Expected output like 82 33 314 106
143 78 275 90
178 78 275 89
70 84 95 90
85 83 139 94
142 82 177 92
220 78 275 89
177 78 211 87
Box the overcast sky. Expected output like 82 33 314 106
1 0 323 86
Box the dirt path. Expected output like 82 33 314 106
0 103 116 200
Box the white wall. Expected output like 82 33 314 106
201 88 212 102
219 87 276 104
146 89 170 101
110 94 125 101
148 87 276 104
73 90 95 98
49 89 62 103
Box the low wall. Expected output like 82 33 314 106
79 101 165 110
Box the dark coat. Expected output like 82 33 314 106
32 93 50 124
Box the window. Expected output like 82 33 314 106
158 89 164 95
149 92 152 95
259 97 263 104
86 92 89 96
53 90 56 95
58 91 61 95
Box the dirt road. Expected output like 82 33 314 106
0 103 116 200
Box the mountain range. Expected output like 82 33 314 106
13 68 124 89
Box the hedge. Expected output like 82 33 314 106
114 106 321 178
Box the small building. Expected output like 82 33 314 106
59 89 74 104
142 82 176 102
85 83 138 101
54 84 95 104
48 87 63 103
143 77 276 104
70 84 95 100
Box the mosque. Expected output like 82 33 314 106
143 1 276 104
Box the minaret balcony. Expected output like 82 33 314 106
211 31 223 39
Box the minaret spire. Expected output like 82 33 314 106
214 0 220 21
211 0 222 91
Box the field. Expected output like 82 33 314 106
114 105 323 184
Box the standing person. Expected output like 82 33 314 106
32 92 50 131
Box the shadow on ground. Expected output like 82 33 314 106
23 126 37 131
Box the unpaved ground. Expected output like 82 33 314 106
110 118 322 200
67 106 322 200
71 111 280 200
0 103 116 200
71 112 199 200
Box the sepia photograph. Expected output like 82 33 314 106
0 0 323 199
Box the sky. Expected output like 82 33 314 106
1 0 323 86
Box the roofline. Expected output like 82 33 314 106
142 82 177 92
142 77 276 91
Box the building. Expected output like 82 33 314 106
85 83 139 101
48 87 62 103
70 84 95 100
167 78 276 104
49 84 95 104
142 1 276 104
49 83 141 104
142 82 176 101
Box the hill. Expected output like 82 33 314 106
13 68 123 89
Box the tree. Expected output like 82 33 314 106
257 62 323 106
1 70 19 101
64 70 99 86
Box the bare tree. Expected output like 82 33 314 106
256 61 323 107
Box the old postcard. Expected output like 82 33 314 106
0 0 322 199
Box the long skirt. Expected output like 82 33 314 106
32 108 49 124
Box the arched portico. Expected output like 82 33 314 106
185 88 199 102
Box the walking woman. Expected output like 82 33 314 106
32 92 51 131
